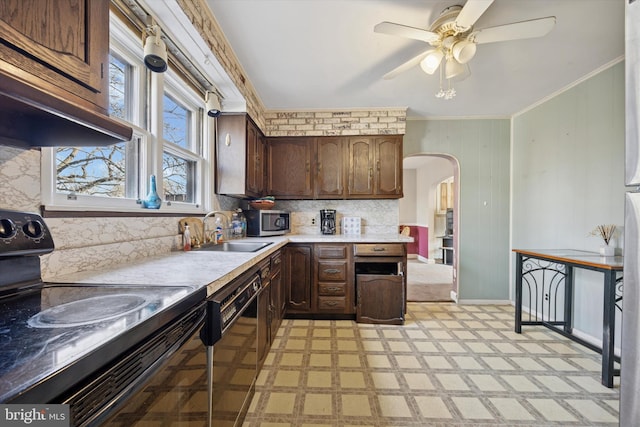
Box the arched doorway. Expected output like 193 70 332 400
400 153 460 302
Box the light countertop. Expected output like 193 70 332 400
50 234 412 296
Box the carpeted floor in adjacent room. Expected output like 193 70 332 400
406 259 453 302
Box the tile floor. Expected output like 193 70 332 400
244 303 619 426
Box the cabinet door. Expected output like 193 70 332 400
270 251 284 338
356 274 404 325
216 113 265 197
375 137 403 197
347 137 375 197
270 266 283 338
283 244 312 311
315 137 346 198
258 281 270 367
246 120 264 197
0 0 108 109
266 138 314 198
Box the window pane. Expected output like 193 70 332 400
109 54 128 120
56 144 132 197
163 151 196 203
163 94 190 149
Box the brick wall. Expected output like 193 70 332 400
265 110 406 136
178 0 406 136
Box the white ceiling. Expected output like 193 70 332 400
205 0 624 119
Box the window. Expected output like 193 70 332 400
41 12 208 213
161 76 204 207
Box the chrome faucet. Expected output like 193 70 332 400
203 211 230 244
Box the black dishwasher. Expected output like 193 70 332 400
353 244 406 325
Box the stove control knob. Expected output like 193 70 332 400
0 218 16 239
22 220 44 239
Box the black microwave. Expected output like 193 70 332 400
243 210 290 236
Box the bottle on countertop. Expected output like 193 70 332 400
183 224 191 251
237 209 247 238
231 211 242 239
214 217 224 243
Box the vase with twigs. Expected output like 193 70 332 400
589 224 616 256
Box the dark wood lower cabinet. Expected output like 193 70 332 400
315 244 354 314
356 274 405 325
283 244 312 312
257 280 270 367
281 242 406 322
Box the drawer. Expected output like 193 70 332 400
318 283 346 296
353 244 404 257
316 245 348 259
317 261 347 281
317 296 346 311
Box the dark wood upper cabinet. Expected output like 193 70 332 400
374 136 403 197
216 113 265 198
347 136 403 198
315 137 346 199
347 137 375 197
265 137 314 198
0 0 132 147
265 135 402 200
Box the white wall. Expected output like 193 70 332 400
399 168 417 224
512 61 625 347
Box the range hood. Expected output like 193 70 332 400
0 76 133 149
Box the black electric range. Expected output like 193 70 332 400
0 209 205 404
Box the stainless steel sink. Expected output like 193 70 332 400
196 241 273 252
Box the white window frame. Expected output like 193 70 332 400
41 12 210 214
155 71 206 212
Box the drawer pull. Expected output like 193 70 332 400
326 287 341 292
373 247 386 252
325 301 338 306
323 268 340 274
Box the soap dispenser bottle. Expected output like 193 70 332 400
183 224 191 251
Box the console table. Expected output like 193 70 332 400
513 249 623 388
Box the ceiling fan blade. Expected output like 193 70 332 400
382 50 431 79
374 22 439 43
472 16 556 44
454 0 495 31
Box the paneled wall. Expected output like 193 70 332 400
404 119 511 301
512 61 625 344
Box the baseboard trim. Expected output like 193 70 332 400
457 299 511 305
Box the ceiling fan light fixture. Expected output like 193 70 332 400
452 40 477 64
419 49 444 75
445 56 465 80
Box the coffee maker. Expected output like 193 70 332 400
320 209 336 235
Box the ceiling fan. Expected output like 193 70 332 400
375 0 556 82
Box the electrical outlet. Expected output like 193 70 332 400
311 218 316 225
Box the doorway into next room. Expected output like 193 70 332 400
401 155 457 302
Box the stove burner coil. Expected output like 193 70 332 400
27 294 149 328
